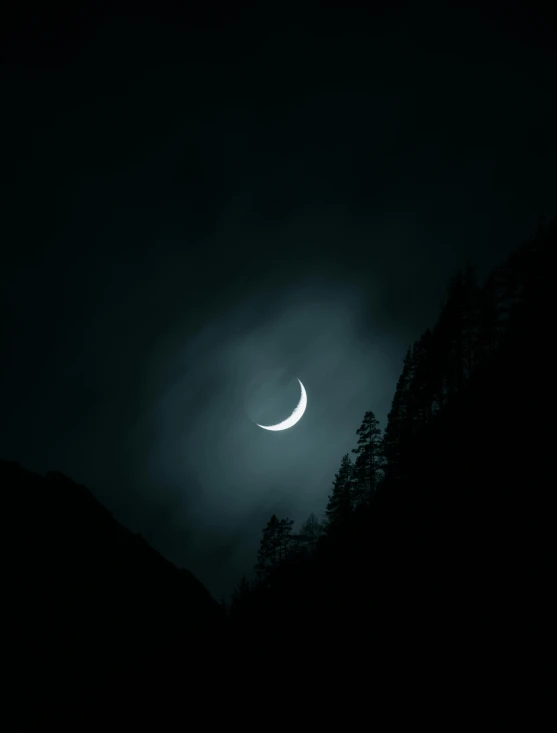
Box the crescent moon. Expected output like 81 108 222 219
256 378 307 431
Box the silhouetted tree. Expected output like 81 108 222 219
277 517 295 562
230 574 252 617
352 411 382 505
382 349 414 484
295 513 323 554
410 329 435 424
227 215 556 671
255 515 281 585
325 454 354 528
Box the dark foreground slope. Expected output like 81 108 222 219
2 462 225 710
228 223 553 695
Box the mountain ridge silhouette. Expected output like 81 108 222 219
2 459 225 712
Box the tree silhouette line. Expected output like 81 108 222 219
227 214 555 639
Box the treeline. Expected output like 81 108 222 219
227 214 555 630
227 408 382 614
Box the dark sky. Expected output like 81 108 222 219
1 4 555 600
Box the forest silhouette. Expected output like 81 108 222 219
226 214 554 688
4 214 553 710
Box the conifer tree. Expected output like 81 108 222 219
276 517 295 562
325 454 354 528
382 348 414 483
296 513 323 554
351 411 382 505
411 329 435 424
230 575 252 616
255 514 280 585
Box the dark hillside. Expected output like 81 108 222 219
2 219 553 711
227 218 554 693
2 461 225 709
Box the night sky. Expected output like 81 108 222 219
1 5 555 601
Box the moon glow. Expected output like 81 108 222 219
256 379 307 431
